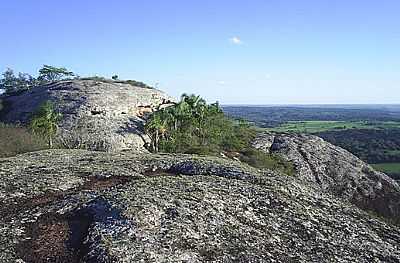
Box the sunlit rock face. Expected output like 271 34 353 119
0 80 175 151
253 132 400 223
0 150 399 262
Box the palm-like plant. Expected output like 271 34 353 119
171 100 190 130
30 101 62 148
182 94 206 113
145 111 170 152
145 94 225 153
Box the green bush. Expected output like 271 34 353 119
145 94 237 153
145 94 294 174
30 101 62 148
0 66 74 95
0 123 48 158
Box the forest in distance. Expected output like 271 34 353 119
223 105 400 180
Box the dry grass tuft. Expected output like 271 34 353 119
0 123 48 158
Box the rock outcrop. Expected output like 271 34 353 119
0 80 175 152
0 150 400 262
1 83 400 262
253 132 400 223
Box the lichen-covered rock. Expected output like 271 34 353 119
252 132 400 224
0 150 399 262
0 80 175 152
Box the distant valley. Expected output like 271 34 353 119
224 105 400 180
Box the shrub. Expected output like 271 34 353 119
30 101 62 148
0 68 37 94
123 80 153 89
238 148 294 175
0 123 48 158
145 94 294 174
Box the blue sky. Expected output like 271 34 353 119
1 0 399 104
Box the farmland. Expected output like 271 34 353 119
265 120 400 133
372 163 400 180
224 105 400 180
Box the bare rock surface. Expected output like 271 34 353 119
0 80 175 151
253 132 400 223
0 149 400 262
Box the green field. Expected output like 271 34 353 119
372 163 400 178
384 150 400 155
266 121 400 133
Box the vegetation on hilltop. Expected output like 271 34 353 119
0 66 154 96
0 65 76 94
38 65 75 82
145 94 294 174
0 68 39 94
0 68 292 174
79 76 154 89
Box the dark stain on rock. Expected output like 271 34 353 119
17 213 86 263
0 176 131 220
17 198 121 263
9 176 132 263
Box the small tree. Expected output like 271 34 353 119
0 68 38 94
38 65 74 82
16 72 36 90
30 101 62 148
145 113 168 152
0 68 18 94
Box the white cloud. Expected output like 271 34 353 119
217 81 226 85
229 36 243 45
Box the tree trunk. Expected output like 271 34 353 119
155 130 159 152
